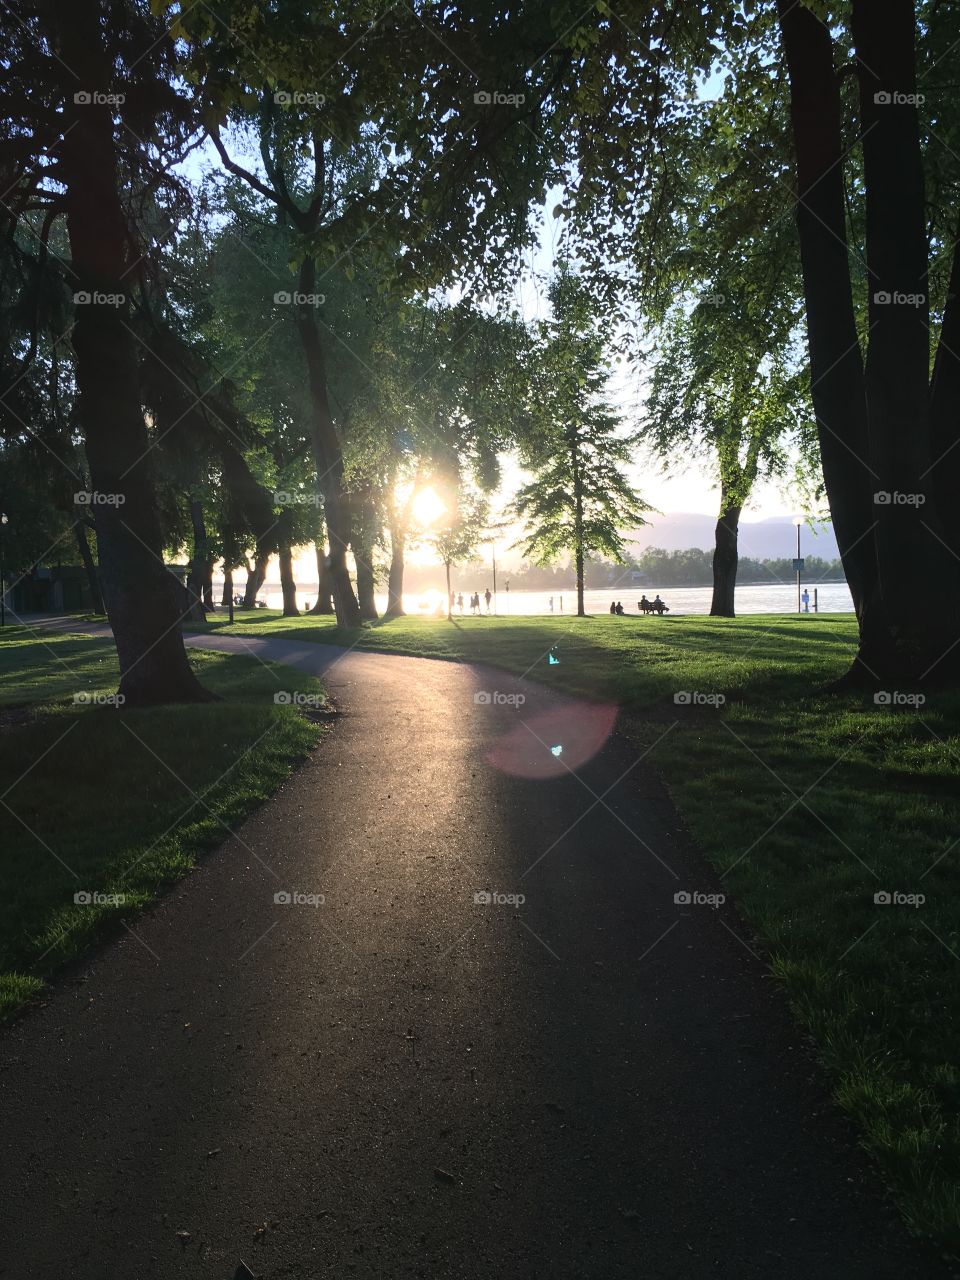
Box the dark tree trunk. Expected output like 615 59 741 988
778 0 960 684
572 440 586 616
188 499 213 614
295 258 361 627
929 217 960 559
445 560 453 620
279 546 299 616
181 578 205 623
384 524 406 617
221 566 233 608
777 0 876 626
852 0 960 680
351 490 379 622
243 550 270 609
74 519 104 614
54 0 211 705
355 548 378 622
276 507 299 616
309 539 335 614
218 440 277 610
710 494 741 617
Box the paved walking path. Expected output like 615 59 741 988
0 623 942 1277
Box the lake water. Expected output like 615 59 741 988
223 580 855 616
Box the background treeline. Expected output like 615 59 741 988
404 548 845 593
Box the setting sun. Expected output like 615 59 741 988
410 485 447 528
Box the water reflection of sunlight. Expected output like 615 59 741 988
415 588 445 614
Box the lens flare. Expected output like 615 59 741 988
411 486 447 528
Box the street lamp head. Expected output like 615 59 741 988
791 515 804 526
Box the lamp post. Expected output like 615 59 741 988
792 516 803 614
0 513 8 628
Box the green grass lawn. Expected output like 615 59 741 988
188 607 960 1252
0 626 327 1021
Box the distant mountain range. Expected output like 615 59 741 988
628 513 839 560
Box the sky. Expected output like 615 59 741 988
487 184 803 527
187 125 809 589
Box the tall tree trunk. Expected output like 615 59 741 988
351 489 379 622
710 491 741 617
445 560 453 621
74 519 104 614
384 522 406 617
188 498 213 613
929 220 960 556
852 0 960 680
243 550 270 609
54 0 211 705
279 545 299 616
221 566 233 608
218 440 277 610
777 0 876 627
355 546 378 621
572 440 586 616
295 258 361 626
309 538 335 614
